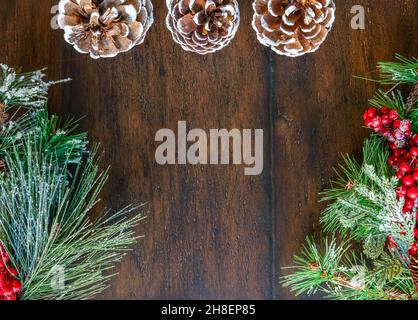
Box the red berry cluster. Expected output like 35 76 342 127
363 107 418 213
0 245 21 300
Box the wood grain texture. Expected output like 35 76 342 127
0 0 416 300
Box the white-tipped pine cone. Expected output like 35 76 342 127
166 0 240 55
57 0 154 59
252 0 336 57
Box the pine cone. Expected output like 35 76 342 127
58 0 154 59
166 0 240 54
252 0 336 57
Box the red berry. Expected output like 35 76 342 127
396 185 408 197
0 252 9 263
399 162 412 173
389 110 399 120
372 116 382 126
411 243 418 255
413 171 418 182
381 127 391 137
389 142 397 150
404 153 412 161
407 186 418 200
364 119 373 127
366 107 377 118
404 203 413 213
10 279 21 293
393 119 401 128
362 112 369 121
374 124 383 132
8 267 18 277
0 284 13 296
403 175 415 186
411 242 418 253
396 171 404 179
380 106 390 114
388 156 395 166
405 199 415 210
410 147 418 157
413 135 418 146
381 115 390 125
3 293 16 301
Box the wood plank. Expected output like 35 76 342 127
0 0 273 299
0 0 417 300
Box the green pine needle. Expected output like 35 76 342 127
0 65 144 300
0 135 144 299
377 55 418 85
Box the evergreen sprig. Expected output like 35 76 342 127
0 135 143 300
0 64 69 110
281 236 416 300
0 65 143 300
283 56 418 300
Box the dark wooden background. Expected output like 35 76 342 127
0 0 416 299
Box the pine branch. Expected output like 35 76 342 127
0 131 144 300
0 64 69 110
0 64 143 300
377 55 418 85
282 236 415 300
369 90 407 117
406 82 418 113
284 56 418 300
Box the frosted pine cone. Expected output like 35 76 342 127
166 0 240 54
57 0 154 59
252 0 336 57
